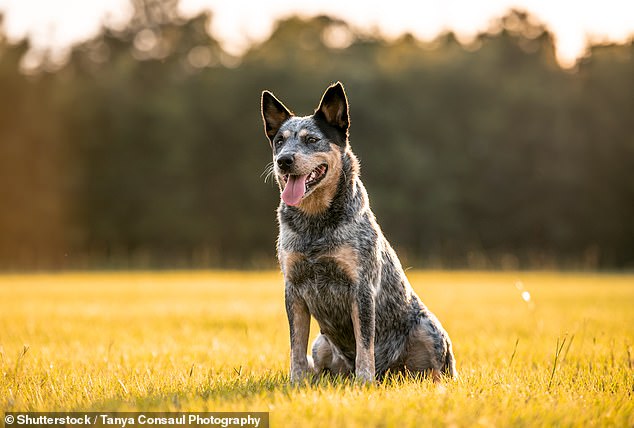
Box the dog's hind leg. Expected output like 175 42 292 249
311 334 353 376
404 314 456 381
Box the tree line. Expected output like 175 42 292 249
0 3 632 270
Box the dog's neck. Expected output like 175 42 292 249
278 148 366 234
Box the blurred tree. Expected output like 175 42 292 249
0 6 632 269
574 42 634 266
0 22 71 268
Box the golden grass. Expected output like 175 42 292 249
1 271 633 426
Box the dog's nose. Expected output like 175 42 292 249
277 154 294 170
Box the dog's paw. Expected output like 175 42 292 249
354 368 375 385
290 368 313 385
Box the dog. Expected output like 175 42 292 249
261 82 456 383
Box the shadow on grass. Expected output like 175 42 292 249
80 370 445 411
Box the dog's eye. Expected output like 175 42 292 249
306 137 318 144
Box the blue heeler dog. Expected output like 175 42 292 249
261 82 456 383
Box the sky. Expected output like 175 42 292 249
0 0 632 68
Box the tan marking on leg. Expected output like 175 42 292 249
289 299 311 383
297 144 342 215
322 245 359 283
279 250 304 275
351 299 375 382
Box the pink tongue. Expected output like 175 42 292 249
282 174 308 206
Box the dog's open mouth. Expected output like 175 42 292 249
281 164 328 206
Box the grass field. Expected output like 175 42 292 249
1 271 633 427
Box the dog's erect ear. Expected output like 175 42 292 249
315 82 349 134
261 90 293 144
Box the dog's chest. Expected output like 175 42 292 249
296 266 352 322
289 256 357 354
281 244 358 348
280 240 359 281
280 218 358 272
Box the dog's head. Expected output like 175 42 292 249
261 82 350 210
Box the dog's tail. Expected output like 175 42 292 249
441 339 457 379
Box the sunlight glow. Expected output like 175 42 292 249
0 0 632 67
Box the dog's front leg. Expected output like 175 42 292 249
285 285 312 384
351 288 376 383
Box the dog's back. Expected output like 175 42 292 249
262 82 455 382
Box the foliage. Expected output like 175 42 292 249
0 5 632 269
